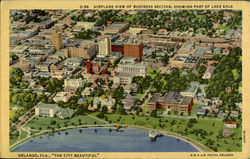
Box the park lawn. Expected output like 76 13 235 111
147 69 160 79
20 130 28 140
92 113 241 152
10 137 19 146
190 103 199 116
218 24 230 32
24 114 106 130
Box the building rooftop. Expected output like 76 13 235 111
149 93 161 103
36 103 59 109
206 66 214 74
65 58 83 63
78 97 87 103
163 91 180 101
184 56 199 63
194 49 207 56
180 97 192 105
105 22 129 30
174 56 187 62
54 51 65 56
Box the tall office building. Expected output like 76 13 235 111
124 38 143 62
98 36 111 57
51 32 63 51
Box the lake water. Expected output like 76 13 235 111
11 127 198 152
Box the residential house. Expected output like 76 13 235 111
223 129 233 137
224 121 237 128
81 87 94 96
78 97 87 105
121 95 137 110
202 66 214 79
230 111 239 118
53 92 72 102
195 107 206 115
180 81 200 98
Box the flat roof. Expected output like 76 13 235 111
149 93 161 103
163 91 180 101
65 58 83 63
105 23 128 30
180 97 192 105
37 103 59 109
194 49 206 56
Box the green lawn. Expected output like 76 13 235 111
20 130 28 140
24 114 106 130
147 69 160 79
92 113 242 152
218 24 230 32
190 103 199 116
10 137 19 146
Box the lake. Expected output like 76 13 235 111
11 127 198 152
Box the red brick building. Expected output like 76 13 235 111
124 39 143 62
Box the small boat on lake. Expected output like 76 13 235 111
149 130 162 141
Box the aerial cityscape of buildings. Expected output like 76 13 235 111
9 9 242 152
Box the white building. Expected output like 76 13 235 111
117 57 147 77
98 36 111 57
35 103 60 117
81 87 94 96
64 58 83 67
113 73 133 85
53 92 71 102
180 81 200 98
202 66 214 79
64 78 85 92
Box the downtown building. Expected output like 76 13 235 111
117 57 147 77
124 38 143 62
51 32 63 51
97 36 111 58
64 78 85 92
67 42 97 59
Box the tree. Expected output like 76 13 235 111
150 110 157 117
97 112 105 118
76 104 88 115
151 51 157 59
10 67 23 87
101 105 108 113
161 54 169 65
116 105 126 115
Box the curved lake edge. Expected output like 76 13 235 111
10 125 211 152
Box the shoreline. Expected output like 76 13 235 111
10 124 115 150
127 125 211 152
10 124 211 152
